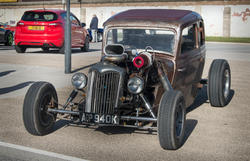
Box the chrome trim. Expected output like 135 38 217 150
85 63 125 114
48 108 80 115
139 94 156 118
120 116 157 122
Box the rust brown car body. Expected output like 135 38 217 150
103 9 206 107
23 9 231 150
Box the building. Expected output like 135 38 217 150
0 0 250 37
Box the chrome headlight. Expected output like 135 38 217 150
71 73 87 89
127 76 144 94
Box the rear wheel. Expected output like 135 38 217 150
15 45 26 53
42 47 50 52
97 32 102 42
59 45 64 54
158 90 186 150
81 36 89 52
5 33 13 46
23 81 58 136
208 59 231 107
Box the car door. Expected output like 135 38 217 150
174 23 202 107
71 14 84 47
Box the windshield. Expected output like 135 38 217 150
21 11 58 22
106 28 175 54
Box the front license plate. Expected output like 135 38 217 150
81 113 119 124
28 26 45 30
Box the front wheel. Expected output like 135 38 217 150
23 82 58 136
158 90 186 150
208 59 231 107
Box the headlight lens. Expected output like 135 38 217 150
71 73 87 89
127 76 144 94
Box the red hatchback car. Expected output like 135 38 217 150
15 9 89 53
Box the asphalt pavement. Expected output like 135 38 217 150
0 42 250 161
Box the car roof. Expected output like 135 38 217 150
24 9 65 14
104 9 202 29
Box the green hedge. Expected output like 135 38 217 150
206 36 250 43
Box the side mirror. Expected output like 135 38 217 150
81 23 86 27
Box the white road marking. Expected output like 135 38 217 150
0 141 88 161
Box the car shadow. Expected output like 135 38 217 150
0 81 34 95
187 85 235 113
182 119 198 146
93 119 198 137
0 45 14 50
50 120 69 133
187 85 209 113
0 47 14 50
71 63 96 73
0 70 16 77
26 48 100 54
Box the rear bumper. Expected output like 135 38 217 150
15 41 62 48
15 33 64 48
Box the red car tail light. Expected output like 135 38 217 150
48 22 63 32
17 22 24 26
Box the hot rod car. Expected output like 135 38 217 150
23 9 231 150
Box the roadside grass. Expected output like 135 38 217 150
206 36 250 43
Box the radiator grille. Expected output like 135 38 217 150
90 71 120 114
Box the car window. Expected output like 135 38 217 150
21 11 58 21
199 22 205 46
70 15 80 26
107 28 175 54
61 13 81 26
181 24 196 53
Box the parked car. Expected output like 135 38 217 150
0 24 14 46
15 9 89 53
87 28 103 42
22 9 231 150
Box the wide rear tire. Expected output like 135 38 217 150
23 82 58 136
158 90 186 150
208 59 231 107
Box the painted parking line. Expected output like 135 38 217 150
0 141 88 161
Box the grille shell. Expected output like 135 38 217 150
85 64 125 115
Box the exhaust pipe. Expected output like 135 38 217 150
157 63 173 91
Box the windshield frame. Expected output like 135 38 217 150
104 26 177 56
